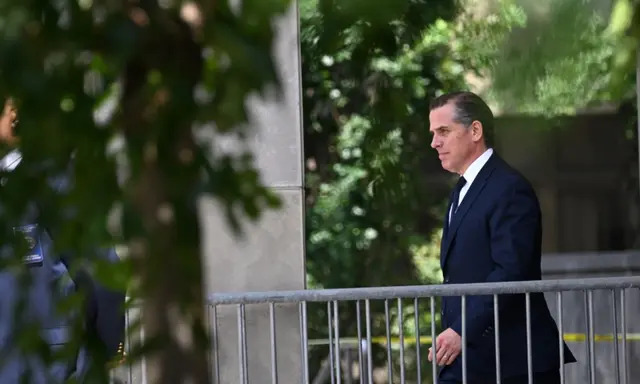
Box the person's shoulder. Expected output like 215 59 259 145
490 154 537 196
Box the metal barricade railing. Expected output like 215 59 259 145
116 276 640 384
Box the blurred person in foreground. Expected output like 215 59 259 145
427 92 575 384
0 98 126 382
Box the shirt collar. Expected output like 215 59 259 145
0 149 22 172
462 148 493 185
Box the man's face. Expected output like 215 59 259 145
429 102 476 175
0 99 17 145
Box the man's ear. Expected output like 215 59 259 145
470 120 484 143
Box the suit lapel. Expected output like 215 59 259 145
441 155 500 269
440 189 455 268
442 189 455 239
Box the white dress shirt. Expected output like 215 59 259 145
449 148 493 223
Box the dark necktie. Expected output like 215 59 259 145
450 176 467 217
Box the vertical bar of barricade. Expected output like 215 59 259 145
587 290 596 384
398 299 406 384
301 301 309 384
621 289 628 384
211 305 221 384
333 301 341 383
237 304 249 384
205 305 211 382
269 303 278 384
126 308 134 384
356 301 364 384
430 296 437 384
525 293 532 384
384 299 393 383
414 298 422 384
612 289 621 384
583 291 592 384
494 294 501 384
365 300 373 384
462 295 467 384
140 309 148 384
328 302 336 384
557 292 564 384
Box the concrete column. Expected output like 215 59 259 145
200 2 305 383
112 3 304 383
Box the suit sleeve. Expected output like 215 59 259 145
450 178 540 343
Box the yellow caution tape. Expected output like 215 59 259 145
308 333 640 347
563 333 640 342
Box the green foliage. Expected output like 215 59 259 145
303 0 461 292
476 0 639 115
0 1 290 382
453 0 528 73
410 229 445 284
606 0 640 96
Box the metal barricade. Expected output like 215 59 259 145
116 276 640 384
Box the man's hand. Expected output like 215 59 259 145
428 328 461 366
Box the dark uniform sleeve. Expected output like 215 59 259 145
59 248 126 359
88 249 126 359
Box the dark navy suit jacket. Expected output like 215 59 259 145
439 152 575 382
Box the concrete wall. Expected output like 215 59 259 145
199 2 305 383
494 112 638 253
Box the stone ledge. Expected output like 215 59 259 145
542 250 640 277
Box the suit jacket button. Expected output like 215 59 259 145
444 278 450 283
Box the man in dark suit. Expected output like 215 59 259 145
426 92 575 383
0 98 126 382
